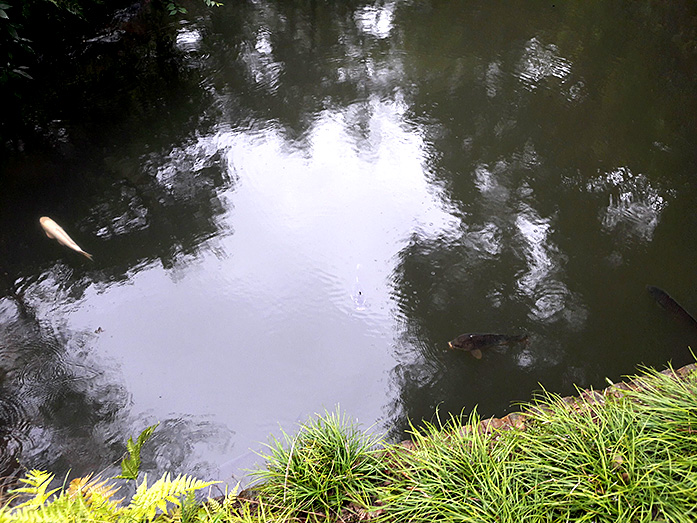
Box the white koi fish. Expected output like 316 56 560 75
39 216 93 260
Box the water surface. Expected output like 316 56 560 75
2 0 697 484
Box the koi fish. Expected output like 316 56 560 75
647 285 697 328
39 216 93 260
448 333 528 359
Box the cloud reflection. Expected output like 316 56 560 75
514 205 585 327
355 3 395 40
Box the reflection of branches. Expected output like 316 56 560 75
0 303 129 477
0 298 234 482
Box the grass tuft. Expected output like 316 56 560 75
250 407 384 521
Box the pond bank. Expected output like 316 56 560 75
2 361 696 522
236 360 697 522
442 361 697 441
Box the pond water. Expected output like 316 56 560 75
2 0 697 485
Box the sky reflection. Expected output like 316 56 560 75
3 0 697 487
60 90 459 479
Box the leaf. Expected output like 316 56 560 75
68 474 122 511
9 470 60 509
115 423 159 481
126 473 217 520
0 9 9 19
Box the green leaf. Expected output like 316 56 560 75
115 423 159 481
0 9 9 19
126 473 217 520
9 470 60 509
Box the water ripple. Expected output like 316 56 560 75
514 205 586 326
516 37 572 91
587 166 673 242
240 29 284 94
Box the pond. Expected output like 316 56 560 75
2 0 697 485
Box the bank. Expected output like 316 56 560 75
2 361 696 522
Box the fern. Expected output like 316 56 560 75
125 473 216 521
116 423 159 481
0 497 93 523
6 471 59 510
179 491 199 523
0 470 217 522
0 480 99 523
0 424 221 522
68 474 122 513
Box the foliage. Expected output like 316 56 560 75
1 367 696 521
0 423 219 522
126 473 217 521
166 0 223 17
0 0 222 88
251 407 384 520
0 470 217 522
379 365 697 523
116 422 159 481
0 1 33 84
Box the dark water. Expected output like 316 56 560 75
2 0 697 485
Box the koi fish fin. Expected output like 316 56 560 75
471 349 483 359
81 251 94 261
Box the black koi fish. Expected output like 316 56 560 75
646 285 697 328
448 333 529 359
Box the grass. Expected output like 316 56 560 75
379 365 697 523
2 364 696 522
250 407 384 521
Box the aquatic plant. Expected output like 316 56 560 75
251 408 384 520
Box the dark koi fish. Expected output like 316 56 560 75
448 333 529 359
646 285 697 328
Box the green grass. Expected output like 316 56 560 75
2 365 697 522
250 407 384 521
379 365 697 523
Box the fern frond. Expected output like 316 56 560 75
126 473 217 521
8 470 59 509
68 474 122 512
205 495 222 514
116 423 159 481
3 489 93 523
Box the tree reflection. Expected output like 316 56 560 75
381 0 697 437
2 0 697 476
